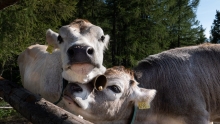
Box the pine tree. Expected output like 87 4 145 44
168 0 203 48
105 0 158 67
0 0 19 9
0 0 207 78
196 25 207 43
76 0 107 24
0 0 78 79
210 10 220 43
104 0 204 67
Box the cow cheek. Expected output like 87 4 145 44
105 100 127 118
104 89 122 101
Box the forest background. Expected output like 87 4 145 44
0 0 220 82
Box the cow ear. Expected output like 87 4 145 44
46 29 59 49
103 34 110 50
130 88 156 109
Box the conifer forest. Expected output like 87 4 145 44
0 0 220 82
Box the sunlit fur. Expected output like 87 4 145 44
65 43 220 124
18 19 110 104
134 43 220 124
46 19 110 83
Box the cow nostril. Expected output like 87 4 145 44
87 47 94 55
71 83 83 93
67 48 74 56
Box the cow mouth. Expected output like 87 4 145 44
65 63 95 75
63 94 86 109
66 63 94 70
65 62 99 71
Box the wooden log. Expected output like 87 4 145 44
0 77 93 124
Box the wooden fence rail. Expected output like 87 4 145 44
0 77 93 124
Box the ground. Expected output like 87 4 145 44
0 99 31 124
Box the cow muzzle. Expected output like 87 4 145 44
67 45 94 63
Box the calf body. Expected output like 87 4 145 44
134 43 220 123
18 45 63 103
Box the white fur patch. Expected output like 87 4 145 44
133 89 156 108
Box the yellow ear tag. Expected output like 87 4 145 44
46 45 54 54
138 102 150 109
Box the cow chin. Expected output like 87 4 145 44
63 97 98 121
63 95 88 110
62 63 95 83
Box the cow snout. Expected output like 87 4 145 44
71 83 83 93
67 45 94 63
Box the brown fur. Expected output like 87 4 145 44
105 66 137 86
69 19 93 32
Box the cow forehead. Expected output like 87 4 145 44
59 25 104 41
104 66 138 87
105 66 134 79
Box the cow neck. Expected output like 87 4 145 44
53 78 69 105
130 105 138 124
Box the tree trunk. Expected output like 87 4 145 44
0 77 93 124
0 0 19 10
0 61 5 76
112 0 117 66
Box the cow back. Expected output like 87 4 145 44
134 43 220 121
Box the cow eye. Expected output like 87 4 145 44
108 85 121 93
57 35 63 44
100 36 105 42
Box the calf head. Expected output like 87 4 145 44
46 19 110 83
62 66 156 123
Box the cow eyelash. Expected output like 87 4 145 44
57 35 63 44
107 85 121 93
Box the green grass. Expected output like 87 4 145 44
0 109 18 119
0 101 8 106
0 99 29 123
